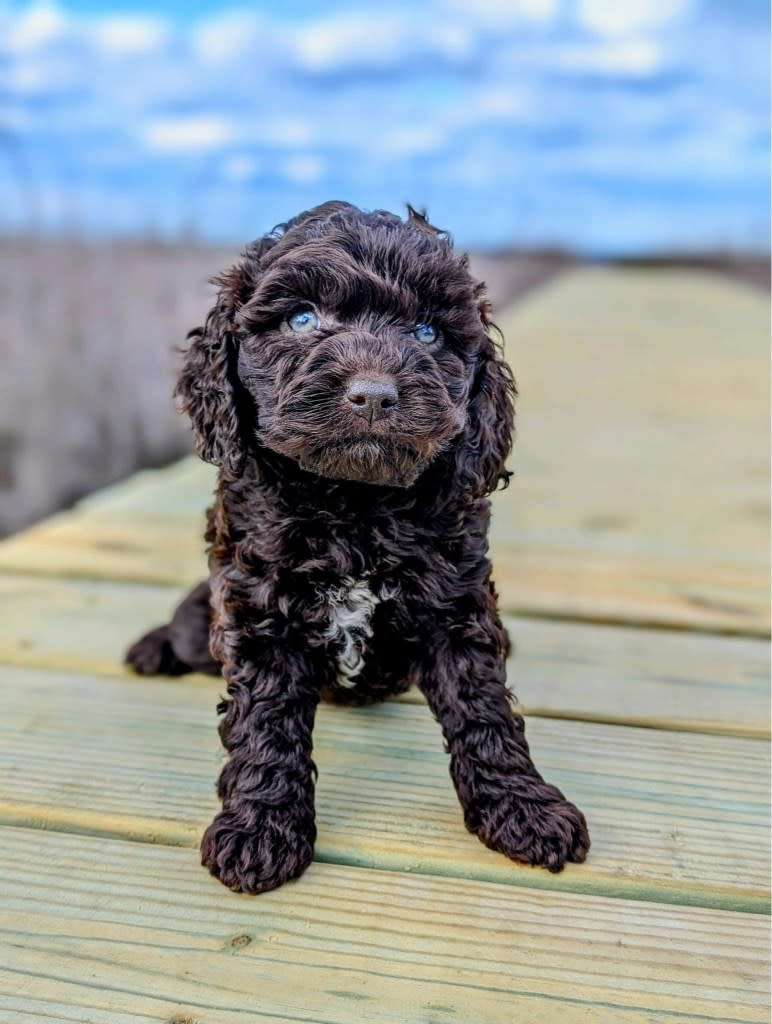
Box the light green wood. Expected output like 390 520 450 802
491 266 771 637
0 825 769 1024
76 454 216 517
0 507 208 586
0 664 768 911
491 546 768 636
0 573 767 737
496 268 769 570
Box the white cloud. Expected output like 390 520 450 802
515 0 559 20
9 59 49 93
261 119 314 147
444 153 498 186
557 38 664 75
92 16 169 56
293 11 474 72
441 0 558 26
434 23 474 59
293 13 401 71
577 0 693 37
190 11 271 65
222 154 260 183
8 2 67 51
142 116 235 153
383 125 448 156
282 155 325 184
474 87 530 119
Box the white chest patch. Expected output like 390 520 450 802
323 576 387 688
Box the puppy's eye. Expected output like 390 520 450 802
412 322 438 344
287 308 320 333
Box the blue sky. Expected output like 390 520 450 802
1 0 769 252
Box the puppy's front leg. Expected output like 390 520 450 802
201 590 331 894
416 592 590 872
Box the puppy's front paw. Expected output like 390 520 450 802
201 805 315 893
471 791 590 873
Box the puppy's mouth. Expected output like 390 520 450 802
257 377 464 487
292 435 434 487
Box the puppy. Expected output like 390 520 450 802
127 202 589 893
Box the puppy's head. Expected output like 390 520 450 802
177 201 514 494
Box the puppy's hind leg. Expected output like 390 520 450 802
125 624 187 676
125 580 220 677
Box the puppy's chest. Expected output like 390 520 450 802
320 575 396 688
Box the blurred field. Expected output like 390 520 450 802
0 239 228 536
0 237 767 537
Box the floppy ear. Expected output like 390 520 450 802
175 266 244 475
175 240 271 477
455 299 516 498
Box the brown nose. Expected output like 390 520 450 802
345 378 399 421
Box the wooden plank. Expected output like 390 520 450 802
75 455 215 517
492 548 768 637
493 267 770 634
0 508 208 587
0 509 766 636
0 825 768 1024
498 267 769 558
0 665 767 911
0 573 767 738
0 575 203 680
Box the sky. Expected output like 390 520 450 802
1 0 769 253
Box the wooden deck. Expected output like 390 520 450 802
0 266 769 1022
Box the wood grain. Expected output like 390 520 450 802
0 664 767 911
0 825 768 1024
0 573 767 737
493 270 770 639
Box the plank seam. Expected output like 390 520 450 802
1 812 768 916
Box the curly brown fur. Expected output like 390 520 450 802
126 201 589 893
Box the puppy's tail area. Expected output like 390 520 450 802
124 580 221 678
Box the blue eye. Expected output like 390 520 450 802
287 308 320 333
412 322 438 344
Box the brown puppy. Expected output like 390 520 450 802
127 202 589 893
